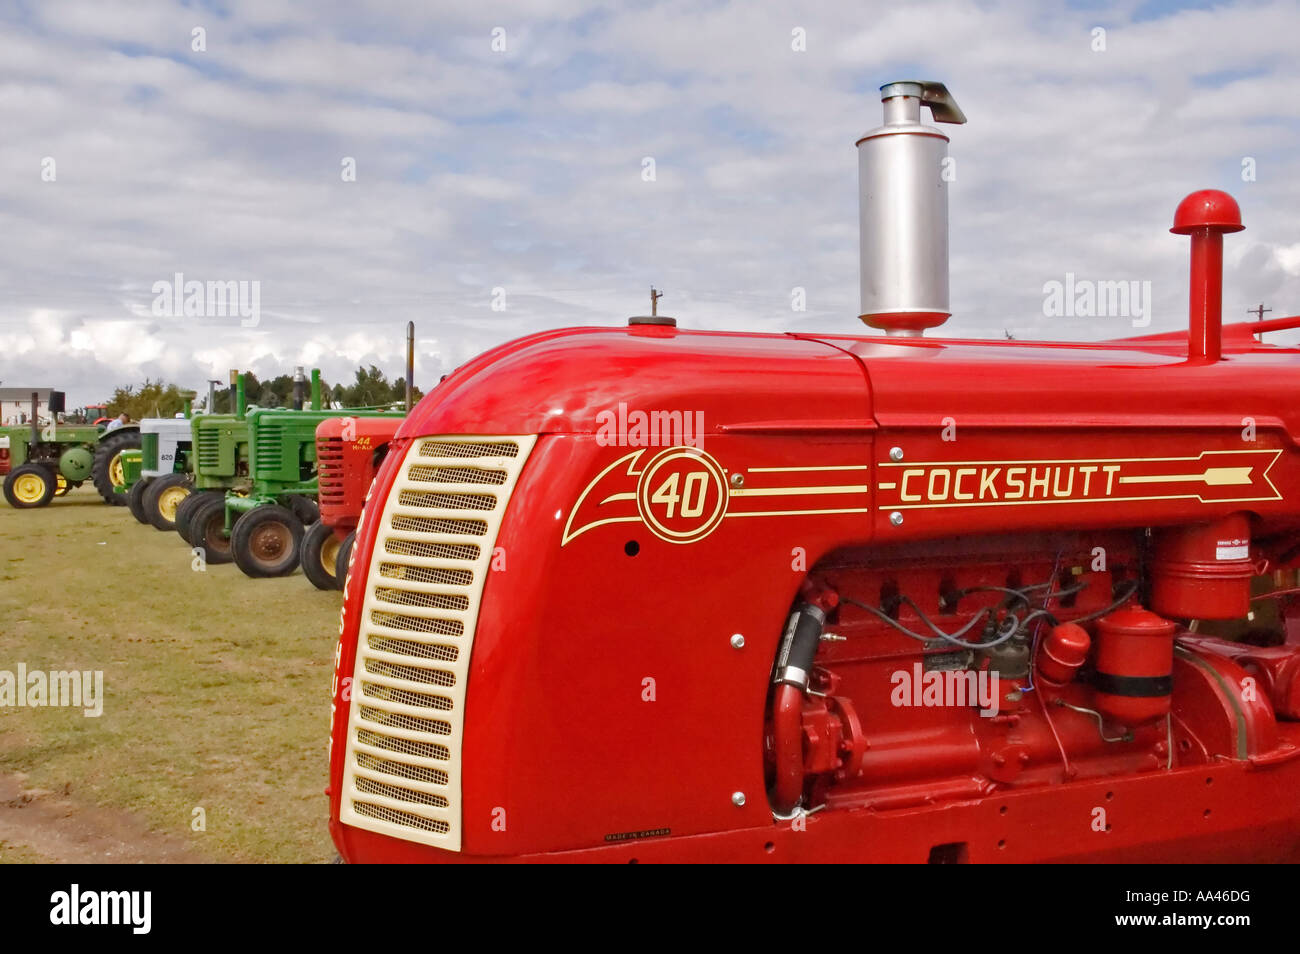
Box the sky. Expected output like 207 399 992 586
1 0 1299 405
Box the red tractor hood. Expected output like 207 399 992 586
397 325 873 439
398 323 1300 444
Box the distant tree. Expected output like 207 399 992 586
105 380 196 420
392 377 425 406
341 365 390 407
340 366 423 408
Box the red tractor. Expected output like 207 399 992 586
326 81 1300 863
303 416 403 591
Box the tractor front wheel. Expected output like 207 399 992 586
128 477 153 524
188 495 234 565
176 490 217 544
301 520 343 591
54 473 70 497
144 473 192 531
91 430 141 505
232 505 305 578
3 464 56 508
335 530 356 589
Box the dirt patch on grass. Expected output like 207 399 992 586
0 772 209 864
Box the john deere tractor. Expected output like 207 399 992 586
0 390 140 508
174 380 255 556
175 369 319 562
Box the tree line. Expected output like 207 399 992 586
104 366 423 419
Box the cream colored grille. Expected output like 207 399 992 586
340 435 534 851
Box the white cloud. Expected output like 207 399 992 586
3 0 1300 405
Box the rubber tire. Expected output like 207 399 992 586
188 494 234 565
176 490 217 544
287 494 320 526
232 505 305 578
144 473 192 532
127 477 153 524
335 531 356 590
3 464 56 508
301 521 343 591
91 429 142 505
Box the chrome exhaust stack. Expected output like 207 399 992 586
857 81 965 335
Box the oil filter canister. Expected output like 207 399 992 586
1092 607 1176 725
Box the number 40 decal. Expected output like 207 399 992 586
636 447 729 543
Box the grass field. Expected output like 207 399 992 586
0 486 341 863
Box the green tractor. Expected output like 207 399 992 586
185 373 404 577
174 375 255 552
0 389 141 508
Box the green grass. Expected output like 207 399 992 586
0 486 341 862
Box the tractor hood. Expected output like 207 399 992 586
397 325 872 439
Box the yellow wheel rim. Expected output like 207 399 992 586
321 534 341 576
109 453 125 488
55 474 68 496
14 473 46 503
159 486 189 521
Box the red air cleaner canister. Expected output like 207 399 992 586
1092 607 1176 724
1151 514 1253 620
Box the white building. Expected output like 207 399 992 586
0 388 57 426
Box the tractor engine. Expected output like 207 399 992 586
763 525 1295 825
326 81 1300 864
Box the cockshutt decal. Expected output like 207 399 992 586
561 447 1284 546
877 449 1282 511
562 447 870 546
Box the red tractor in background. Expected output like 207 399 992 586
303 415 404 590
325 81 1300 863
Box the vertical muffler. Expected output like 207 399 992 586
857 81 965 335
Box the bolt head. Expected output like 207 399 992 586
730 633 745 650
889 446 904 462
731 791 746 807
729 472 744 488
889 511 904 526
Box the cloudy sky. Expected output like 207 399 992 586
2 0 1299 405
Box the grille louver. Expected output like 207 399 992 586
317 436 344 501
339 435 535 851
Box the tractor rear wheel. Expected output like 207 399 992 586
128 477 153 523
335 530 356 588
144 473 192 531
3 464 56 508
301 520 342 591
91 430 142 505
188 495 234 565
232 505 305 578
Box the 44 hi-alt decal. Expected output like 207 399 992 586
562 447 869 546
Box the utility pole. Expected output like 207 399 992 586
1250 303 1271 342
650 286 663 317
